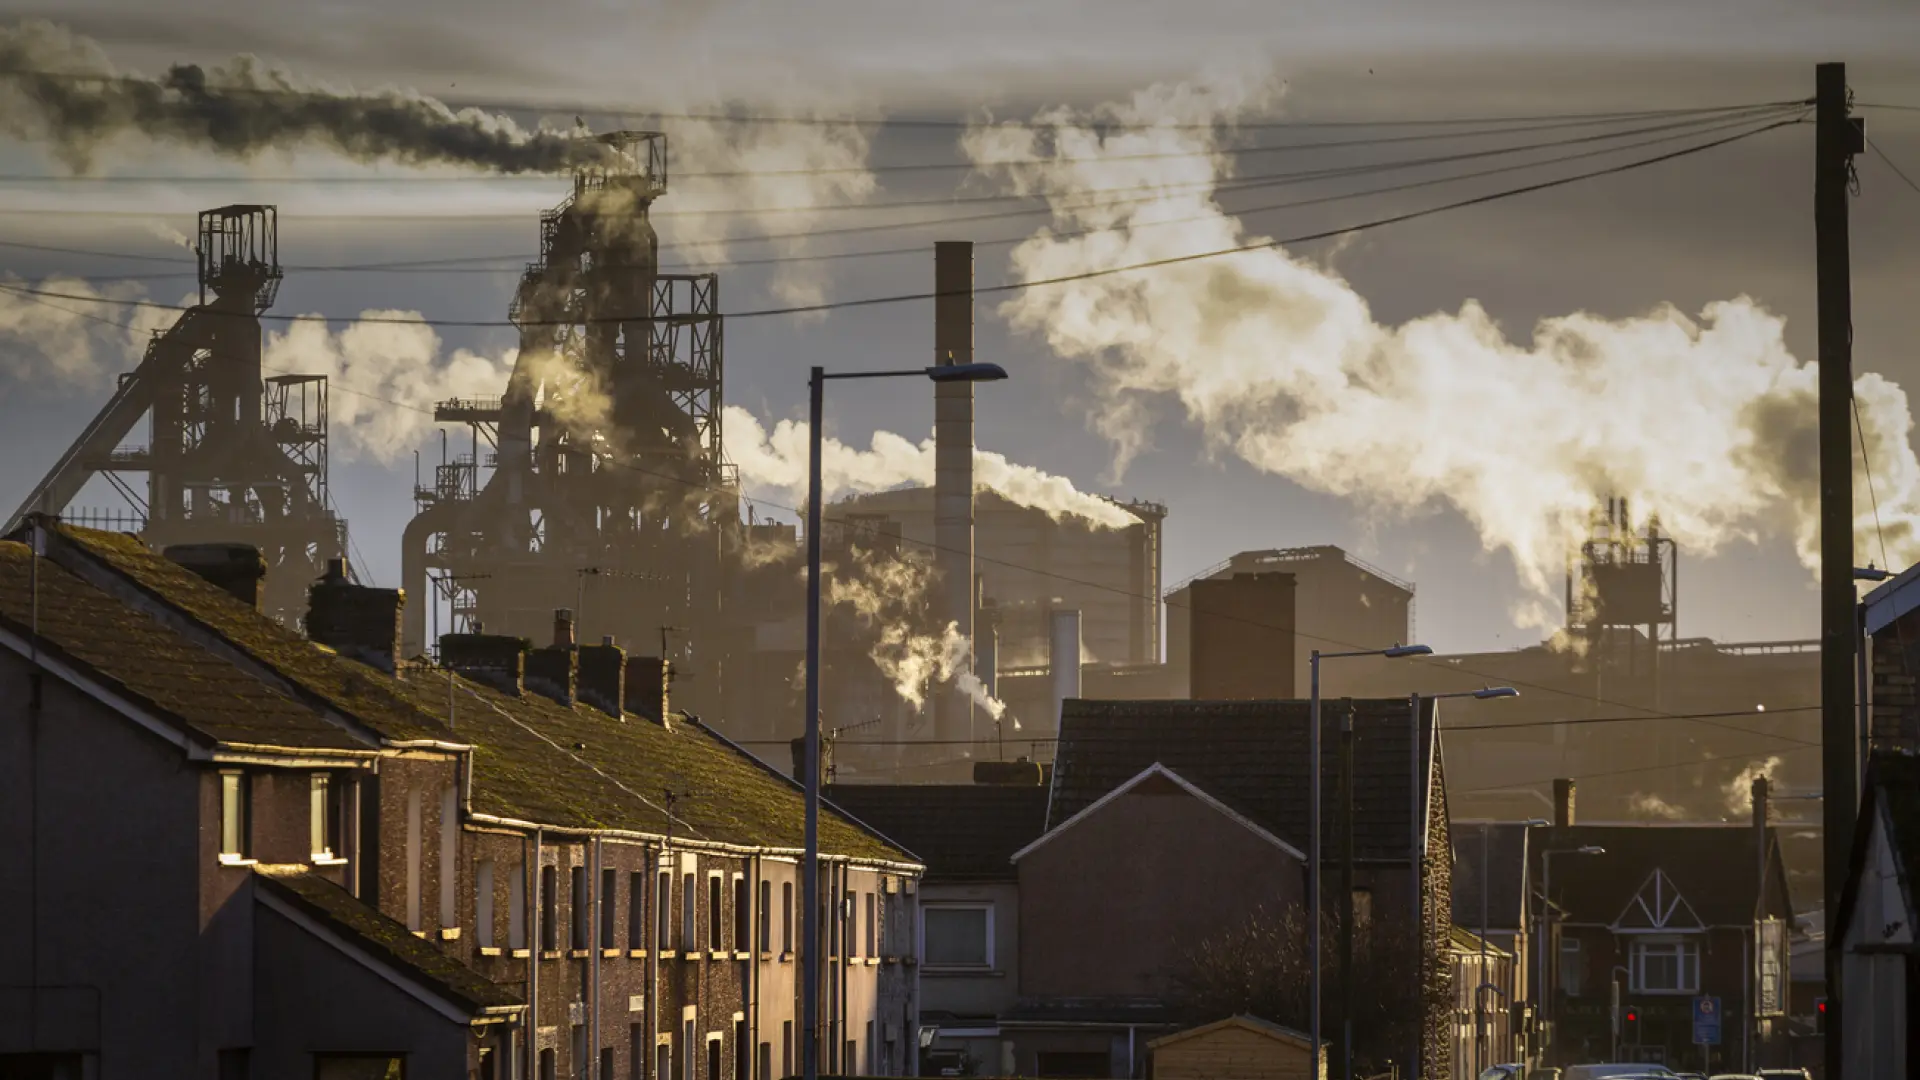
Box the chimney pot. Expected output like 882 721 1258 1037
324 556 348 582
1553 777 1577 828
578 642 627 719
553 608 576 649
440 632 529 696
626 656 672 726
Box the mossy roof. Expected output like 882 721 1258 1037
0 541 362 750
255 865 522 1012
41 524 911 864
55 524 454 744
383 671 912 863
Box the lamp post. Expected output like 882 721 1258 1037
1311 642 1431 1080
1537 843 1605 1066
1405 687 1516 1080
803 361 1006 1080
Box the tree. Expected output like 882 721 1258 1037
1164 903 1450 1078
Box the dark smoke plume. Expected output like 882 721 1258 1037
0 20 597 173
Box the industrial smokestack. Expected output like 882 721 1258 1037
1049 609 1083 737
934 241 976 745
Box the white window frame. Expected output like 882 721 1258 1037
919 902 995 970
219 770 252 863
309 773 334 861
1559 936 1584 998
1628 936 1701 995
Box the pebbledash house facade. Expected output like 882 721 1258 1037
0 519 922 1080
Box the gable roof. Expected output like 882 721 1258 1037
1836 754 1920 935
1612 868 1706 933
14 522 912 864
822 783 1048 883
0 540 369 752
1014 762 1307 864
1146 1013 1313 1052
1453 822 1531 932
254 865 521 1015
1050 697 1438 860
1531 823 1792 927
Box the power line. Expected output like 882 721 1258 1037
1866 135 1920 195
19 106 1805 282
1452 743 1819 796
0 117 1801 329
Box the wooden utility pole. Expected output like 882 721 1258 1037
1815 60 1863 1080
1339 699 1356 1080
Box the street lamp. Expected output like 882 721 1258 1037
1405 687 1518 1080
1538 843 1606 1066
1310 642 1431 1080
802 361 1007 1080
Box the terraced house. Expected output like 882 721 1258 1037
0 518 922 1080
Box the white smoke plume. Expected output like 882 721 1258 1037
1725 755 1784 817
723 405 1137 528
824 547 1007 719
262 313 515 462
0 19 597 173
964 71 1920 624
0 276 170 386
1628 792 1689 821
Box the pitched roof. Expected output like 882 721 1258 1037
1013 763 1306 864
1452 822 1531 932
1050 697 1438 860
31 523 910 864
822 783 1048 883
1836 753 1920 934
0 540 367 751
1147 1014 1313 1052
1531 824 1792 928
1449 924 1511 957
254 865 521 1013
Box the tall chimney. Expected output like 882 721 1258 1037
1753 775 1771 910
1553 777 1577 828
934 241 976 746
307 558 406 674
1049 609 1083 737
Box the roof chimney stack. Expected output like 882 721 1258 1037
578 639 627 719
1553 777 1577 828
553 607 576 649
164 542 267 611
440 632 529 696
306 559 405 674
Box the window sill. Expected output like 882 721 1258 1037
628 949 648 959
511 948 531 959
658 950 678 960
707 950 728 961
864 957 880 966
541 950 564 961
733 951 752 961
411 930 428 939
310 855 350 867
217 854 257 867
569 949 590 959
760 952 775 962
441 928 462 941
779 951 794 964
479 947 503 957
602 948 622 959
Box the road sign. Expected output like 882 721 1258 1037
1692 995 1723 1046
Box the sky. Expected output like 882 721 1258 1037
2 0 1920 655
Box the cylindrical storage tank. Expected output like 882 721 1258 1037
1049 608 1083 737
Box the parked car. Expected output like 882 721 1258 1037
1755 1071 1811 1080
1480 1065 1526 1080
1526 1071 1563 1080
1564 1067 1679 1080
1707 1074 1761 1079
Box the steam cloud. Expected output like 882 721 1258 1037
965 72 1920 624
825 546 1007 720
0 276 171 385
0 20 596 173
723 405 1137 528
1725 755 1784 816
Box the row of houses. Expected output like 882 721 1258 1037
0 519 919 1079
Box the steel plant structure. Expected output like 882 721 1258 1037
4 205 346 622
404 132 737 709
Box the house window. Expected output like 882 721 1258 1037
922 904 992 968
758 880 772 952
573 1024 587 1080
439 785 459 929
682 1020 695 1080
631 1024 644 1080
539 1049 557 1080
706 1035 723 1080
865 893 876 958
734 877 750 952
405 790 423 930
655 1041 670 1080
542 865 560 952
220 771 251 860
309 773 340 860
758 1043 771 1080
509 864 526 950
1630 938 1700 994
572 866 591 951
657 869 673 951
630 871 646 951
708 874 725 951
682 873 697 950
477 860 496 948
599 1047 614 1080
781 882 794 953
602 868 619 949
734 1018 748 1080
1559 937 1584 997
